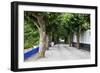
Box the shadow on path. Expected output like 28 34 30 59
25 44 90 62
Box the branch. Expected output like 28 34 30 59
33 22 40 31
32 12 44 28
32 13 39 18
31 13 42 30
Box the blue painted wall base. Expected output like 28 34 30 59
24 47 39 60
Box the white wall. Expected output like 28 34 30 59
0 0 99 73
73 30 91 44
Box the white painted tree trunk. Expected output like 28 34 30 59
38 31 47 57
46 35 49 50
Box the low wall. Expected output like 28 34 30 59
72 30 90 51
24 47 39 60
72 42 90 51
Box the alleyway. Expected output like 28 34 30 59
25 44 90 62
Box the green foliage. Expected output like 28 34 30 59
24 13 39 49
24 11 90 49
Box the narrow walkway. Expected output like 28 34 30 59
25 44 90 62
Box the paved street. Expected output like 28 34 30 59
25 44 90 62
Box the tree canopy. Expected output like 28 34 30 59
24 11 90 52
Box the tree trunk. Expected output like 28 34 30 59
68 35 71 47
56 35 59 43
37 15 47 58
50 32 52 43
76 25 81 49
64 36 67 43
71 34 73 45
76 32 80 49
39 30 47 57
46 35 49 50
49 32 52 47
52 32 55 43
32 13 47 58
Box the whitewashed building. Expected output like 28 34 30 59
72 30 91 51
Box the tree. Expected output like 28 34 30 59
24 12 48 57
45 12 62 44
24 11 90 58
70 13 90 49
31 12 48 58
60 13 90 48
61 13 73 46
24 12 39 49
